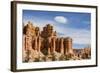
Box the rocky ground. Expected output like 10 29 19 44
22 49 90 62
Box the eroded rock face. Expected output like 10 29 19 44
22 22 91 62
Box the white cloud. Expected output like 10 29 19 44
54 16 68 24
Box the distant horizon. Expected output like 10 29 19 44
23 10 91 49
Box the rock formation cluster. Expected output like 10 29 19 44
22 21 91 62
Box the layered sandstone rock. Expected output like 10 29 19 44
22 21 91 62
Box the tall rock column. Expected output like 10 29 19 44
64 37 73 55
47 37 52 55
60 38 64 54
51 37 56 53
56 38 60 52
48 48 51 55
25 35 32 50
37 36 41 53
34 37 38 50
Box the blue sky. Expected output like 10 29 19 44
23 10 91 49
